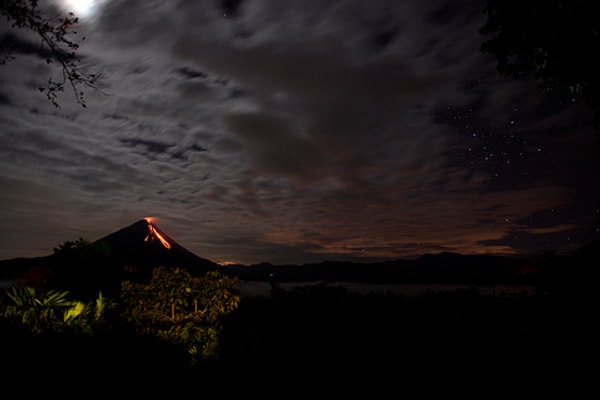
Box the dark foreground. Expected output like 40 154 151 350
2 281 598 397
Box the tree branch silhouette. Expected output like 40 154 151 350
1 0 105 108
479 0 600 129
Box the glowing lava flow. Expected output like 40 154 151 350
144 217 171 249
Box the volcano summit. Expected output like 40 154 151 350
94 218 219 272
0 218 220 295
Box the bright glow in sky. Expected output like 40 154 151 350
60 0 98 18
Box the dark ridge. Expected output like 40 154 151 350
1 219 599 295
218 252 544 285
0 219 219 298
96 218 218 274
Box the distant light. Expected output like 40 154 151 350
60 0 99 18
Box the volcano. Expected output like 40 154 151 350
0 218 220 296
96 218 219 274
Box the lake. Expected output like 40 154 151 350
236 280 536 298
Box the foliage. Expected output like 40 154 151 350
0 0 103 107
49 237 117 299
53 237 111 259
120 266 241 364
479 0 600 128
0 285 116 335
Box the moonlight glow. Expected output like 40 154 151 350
60 0 97 18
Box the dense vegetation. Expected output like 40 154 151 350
0 265 240 390
1 244 598 395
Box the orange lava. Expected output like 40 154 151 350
144 217 171 249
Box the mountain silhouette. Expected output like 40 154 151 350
97 218 218 273
0 218 219 297
1 218 599 297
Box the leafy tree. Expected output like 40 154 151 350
120 266 241 365
53 237 111 259
51 238 116 299
0 285 115 335
479 0 600 128
0 0 102 107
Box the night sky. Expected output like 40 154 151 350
0 0 598 266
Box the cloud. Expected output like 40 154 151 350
0 0 597 264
